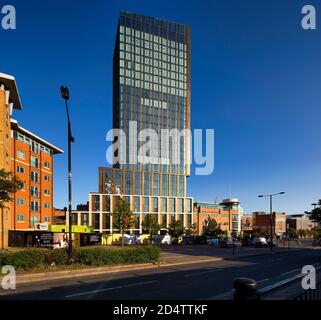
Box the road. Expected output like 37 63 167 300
1 248 320 300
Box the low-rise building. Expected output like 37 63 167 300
194 198 243 236
241 215 253 232
253 212 286 237
286 214 316 231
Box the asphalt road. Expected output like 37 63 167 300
1 248 320 300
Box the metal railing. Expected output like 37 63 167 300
292 277 321 300
234 266 321 300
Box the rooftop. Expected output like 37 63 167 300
11 119 63 155
0 72 22 110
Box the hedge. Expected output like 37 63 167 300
75 245 160 266
0 246 160 271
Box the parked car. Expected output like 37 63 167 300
253 237 268 248
194 236 207 244
122 234 136 245
161 235 174 245
241 237 253 247
219 238 234 248
150 234 173 245
207 238 219 246
183 236 194 245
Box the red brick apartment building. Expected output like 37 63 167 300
0 72 63 248
10 119 63 230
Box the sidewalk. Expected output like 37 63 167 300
10 246 314 285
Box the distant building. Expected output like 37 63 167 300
194 198 243 236
241 215 253 232
286 214 316 231
253 212 286 237
53 208 66 225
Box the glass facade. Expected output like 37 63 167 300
86 12 193 232
115 12 189 174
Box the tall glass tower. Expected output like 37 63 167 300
90 12 193 234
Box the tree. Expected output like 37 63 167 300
297 229 307 239
287 228 298 240
168 219 185 241
112 198 135 247
0 169 23 208
202 217 223 237
141 214 161 243
185 223 198 236
306 200 321 224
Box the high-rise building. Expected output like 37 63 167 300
86 12 193 234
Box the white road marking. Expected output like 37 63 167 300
65 280 158 298
184 269 222 278
257 278 269 284
281 269 300 276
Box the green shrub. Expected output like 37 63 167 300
47 249 69 265
3 249 48 270
0 251 11 268
75 247 124 266
75 245 160 266
0 245 160 270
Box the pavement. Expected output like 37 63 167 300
1 246 320 300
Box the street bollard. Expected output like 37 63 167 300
233 278 258 300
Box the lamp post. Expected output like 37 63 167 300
60 86 74 261
258 192 285 252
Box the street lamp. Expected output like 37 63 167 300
258 192 285 252
60 86 74 261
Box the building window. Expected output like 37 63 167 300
143 197 149 213
44 175 50 181
170 198 175 213
44 216 50 222
44 202 50 209
17 166 25 174
31 141 39 154
17 150 25 159
44 189 50 196
31 156 39 168
134 197 140 212
30 186 39 197
30 215 39 226
44 161 50 169
17 198 24 205
17 214 24 222
30 171 39 183
31 201 39 212
153 198 159 213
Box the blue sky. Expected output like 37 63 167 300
1 0 321 214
